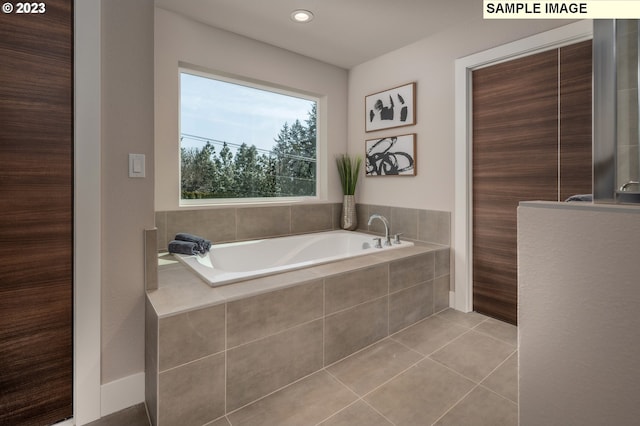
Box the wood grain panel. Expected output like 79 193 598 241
472 42 593 325
472 49 560 324
0 0 74 424
560 40 593 200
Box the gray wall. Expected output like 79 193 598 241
518 202 640 425
154 8 349 211
101 0 155 383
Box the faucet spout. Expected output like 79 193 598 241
367 214 391 246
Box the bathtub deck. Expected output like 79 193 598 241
148 242 444 318
146 241 451 426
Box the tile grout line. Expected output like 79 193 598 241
226 313 324 351
224 301 228 418
472 318 518 347
471 325 518 347
478 382 519 405
427 342 517 390
311 399 361 426
429 383 481 426
322 368 398 426
361 398 398 426
225 310 516 425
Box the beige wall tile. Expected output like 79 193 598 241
291 204 333 234
390 207 419 240
226 320 324 412
324 297 388 365
434 275 450 313
236 206 290 240
227 280 323 348
159 304 225 371
145 298 158 426
145 228 158 291
324 264 388 315
418 210 451 245
435 248 450 278
158 352 225 426
331 202 343 229
365 205 392 235
389 281 434 334
389 253 434 292
155 211 168 251
166 208 236 246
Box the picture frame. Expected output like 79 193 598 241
365 133 417 177
365 82 416 132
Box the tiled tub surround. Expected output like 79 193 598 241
145 243 450 426
155 202 451 248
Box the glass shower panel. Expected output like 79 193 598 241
616 20 640 197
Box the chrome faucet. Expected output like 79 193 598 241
368 214 392 246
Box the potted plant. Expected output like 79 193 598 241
336 154 363 230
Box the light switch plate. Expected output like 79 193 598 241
129 153 145 178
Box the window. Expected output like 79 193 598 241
179 70 318 203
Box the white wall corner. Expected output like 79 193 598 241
101 372 146 417
74 0 102 424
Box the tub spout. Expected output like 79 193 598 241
367 214 391 246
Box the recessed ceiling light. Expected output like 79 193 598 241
291 9 314 23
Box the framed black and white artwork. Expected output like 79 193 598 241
365 82 416 132
365 134 416 177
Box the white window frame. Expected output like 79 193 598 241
178 67 322 207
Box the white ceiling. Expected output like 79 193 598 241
154 0 483 69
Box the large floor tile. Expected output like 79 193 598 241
327 339 423 396
430 331 515 383
227 371 357 426
474 317 518 346
364 358 475 426
204 417 231 426
391 315 469 356
436 308 488 328
85 403 149 426
434 386 518 426
318 401 393 426
482 351 518 403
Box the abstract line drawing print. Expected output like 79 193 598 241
365 82 416 132
365 134 416 176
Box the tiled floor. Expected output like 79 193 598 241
90 309 518 426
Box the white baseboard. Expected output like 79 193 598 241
100 372 145 417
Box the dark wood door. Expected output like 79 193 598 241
472 41 592 325
473 49 559 324
560 41 593 200
0 1 74 424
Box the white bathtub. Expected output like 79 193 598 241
175 230 414 286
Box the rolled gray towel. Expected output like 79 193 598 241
168 240 199 255
175 233 212 254
564 194 593 202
